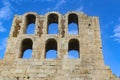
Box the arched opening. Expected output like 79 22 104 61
25 14 36 34
26 23 35 34
68 23 78 34
22 49 32 58
45 39 57 59
20 38 33 58
47 14 59 34
68 14 79 34
68 39 79 58
48 23 58 34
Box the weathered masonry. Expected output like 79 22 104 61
0 12 119 80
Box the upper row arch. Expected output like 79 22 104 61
23 11 80 18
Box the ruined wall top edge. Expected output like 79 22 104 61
14 11 98 18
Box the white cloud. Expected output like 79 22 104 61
38 0 55 2
53 0 66 10
114 25 120 33
11 0 55 4
69 30 78 34
0 22 6 32
75 6 83 12
0 37 7 50
0 0 13 19
118 17 120 22
10 0 24 4
111 24 120 42
0 0 13 33
68 55 75 58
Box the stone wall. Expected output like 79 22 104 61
0 12 119 80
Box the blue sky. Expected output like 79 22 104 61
0 0 120 77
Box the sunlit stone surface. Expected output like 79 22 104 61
0 12 119 80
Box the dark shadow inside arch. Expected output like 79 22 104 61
47 14 59 34
25 14 36 34
68 39 79 58
68 14 79 34
45 39 57 59
20 38 33 58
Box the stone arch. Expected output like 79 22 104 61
19 38 33 58
24 13 36 34
67 12 79 34
45 38 57 59
68 38 80 58
46 12 60 34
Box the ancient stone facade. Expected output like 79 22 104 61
0 12 119 80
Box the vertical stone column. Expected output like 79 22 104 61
5 16 22 60
58 16 68 59
93 17 104 66
19 15 26 34
34 15 40 35
65 14 68 35
40 38 46 59
36 20 44 37
78 14 90 63
44 14 48 34
60 17 65 38
9 15 18 37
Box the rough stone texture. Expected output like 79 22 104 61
0 12 119 80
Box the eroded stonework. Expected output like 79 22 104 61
0 12 119 80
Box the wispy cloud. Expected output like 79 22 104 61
10 0 26 4
111 24 120 42
75 6 83 12
0 37 7 50
53 0 66 10
69 30 78 34
0 0 14 32
0 37 7 58
11 0 56 4
68 55 75 58
118 17 120 21
0 0 13 19
44 0 53 1
0 22 6 32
